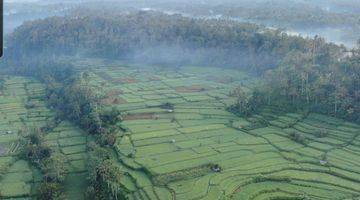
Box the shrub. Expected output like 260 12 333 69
315 129 328 138
100 107 122 126
23 145 51 165
29 132 42 146
160 102 174 110
41 154 67 183
37 182 64 200
98 132 117 146
87 144 125 199
289 132 307 145
25 101 36 109
253 175 291 183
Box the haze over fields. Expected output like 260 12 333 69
4 0 360 47
0 0 359 200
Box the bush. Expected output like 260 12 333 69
29 132 42 146
253 175 291 183
22 128 52 165
87 144 125 199
37 182 64 200
41 154 67 183
160 102 174 110
24 145 52 163
21 126 67 199
315 129 328 138
100 107 122 126
25 101 36 109
98 132 117 146
289 132 307 145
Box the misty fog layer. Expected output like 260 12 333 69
125 45 282 71
9 12 325 75
0 2 359 199
5 0 360 47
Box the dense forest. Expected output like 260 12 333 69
77 0 360 46
5 11 358 123
7 11 339 74
1 8 359 200
5 12 360 120
229 40 360 122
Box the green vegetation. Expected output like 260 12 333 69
1 10 359 200
49 61 358 200
230 40 360 123
7 12 342 75
0 76 92 199
0 76 50 199
21 127 66 199
7 11 358 122
1 58 359 199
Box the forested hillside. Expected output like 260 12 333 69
229 43 360 122
7 12 341 74
5 12 358 122
1 9 360 200
74 0 360 47
258 44 359 122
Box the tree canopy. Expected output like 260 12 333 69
7 11 343 74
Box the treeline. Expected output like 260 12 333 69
7 11 341 74
230 40 360 122
21 127 67 199
2 64 68 198
3 58 124 199
2 10 359 198
7 58 121 140
6 11 359 123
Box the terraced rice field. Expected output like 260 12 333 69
75 61 360 200
44 121 92 199
2 62 359 199
0 76 90 199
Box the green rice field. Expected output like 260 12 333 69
1 61 359 199
72 60 360 200
0 76 90 199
